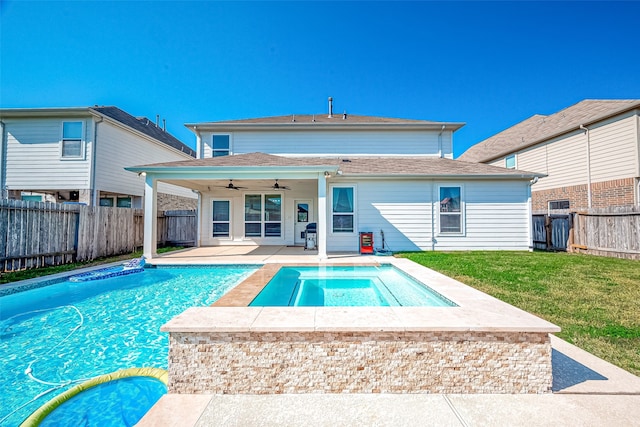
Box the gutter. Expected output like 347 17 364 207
184 122 466 133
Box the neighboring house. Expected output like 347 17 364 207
0 106 197 210
127 99 543 258
459 100 640 212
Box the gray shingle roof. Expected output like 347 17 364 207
131 152 541 178
459 99 640 163
91 106 195 157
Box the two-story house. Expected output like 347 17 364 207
0 106 197 210
459 99 640 212
127 99 543 258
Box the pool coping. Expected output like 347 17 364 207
161 258 560 334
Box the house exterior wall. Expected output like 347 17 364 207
2 113 196 207
94 120 196 202
3 117 93 190
200 129 453 158
198 178 531 251
488 111 640 210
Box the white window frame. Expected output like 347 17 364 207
60 121 85 159
505 154 517 169
437 184 465 236
212 198 232 239
243 193 282 238
548 200 570 210
211 134 231 157
330 184 357 234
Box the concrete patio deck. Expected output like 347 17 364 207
139 246 640 426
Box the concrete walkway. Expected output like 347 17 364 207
138 247 640 426
140 326 640 426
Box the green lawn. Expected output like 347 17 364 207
398 251 640 376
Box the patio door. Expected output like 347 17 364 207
294 200 313 246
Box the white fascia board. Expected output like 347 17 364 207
0 107 93 119
184 122 466 132
340 173 543 180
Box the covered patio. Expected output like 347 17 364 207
126 153 342 261
148 245 375 265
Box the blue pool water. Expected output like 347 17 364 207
249 265 456 307
40 376 166 427
0 265 257 426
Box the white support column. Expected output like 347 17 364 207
143 174 158 259
317 173 328 259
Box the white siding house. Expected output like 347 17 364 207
128 100 542 258
0 106 197 209
460 100 640 212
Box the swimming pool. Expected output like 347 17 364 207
249 265 455 307
0 265 257 426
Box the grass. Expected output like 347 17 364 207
397 251 640 377
0 246 184 285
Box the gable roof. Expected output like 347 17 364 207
459 99 640 163
90 106 195 157
0 106 195 157
127 152 541 179
186 114 465 132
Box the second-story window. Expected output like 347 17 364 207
505 154 516 169
212 134 230 157
62 121 83 158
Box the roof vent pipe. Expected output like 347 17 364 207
328 97 333 118
163 119 166 132
156 114 159 127
343 111 347 120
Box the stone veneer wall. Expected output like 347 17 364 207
167 331 553 394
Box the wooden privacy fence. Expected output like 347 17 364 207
570 206 640 260
533 206 640 260
0 200 197 272
532 214 571 251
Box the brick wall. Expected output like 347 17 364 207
167 331 553 394
533 177 637 211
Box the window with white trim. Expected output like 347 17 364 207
549 200 570 210
439 186 463 234
61 121 83 158
505 154 516 169
212 199 231 237
212 134 230 157
244 194 282 237
332 186 355 233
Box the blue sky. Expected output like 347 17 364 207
1 1 638 157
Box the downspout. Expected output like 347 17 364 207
527 176 538 252
579 125 592 208
431 180 436 251
0 120 6 199
90 116 103 206
438 125 446 158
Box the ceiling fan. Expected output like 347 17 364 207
216 180 246 190
270 179 291 190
